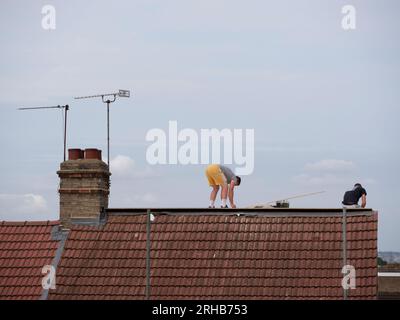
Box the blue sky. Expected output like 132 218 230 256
0 0 399 251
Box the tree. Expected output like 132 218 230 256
378 257 387 266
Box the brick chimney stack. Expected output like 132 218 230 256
57 148 111 227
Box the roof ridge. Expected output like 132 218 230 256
0 220 60 226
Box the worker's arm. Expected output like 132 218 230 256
361 194 367 208
228 180 236 208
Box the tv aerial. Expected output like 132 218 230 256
74 90 131 168
18 104 69 161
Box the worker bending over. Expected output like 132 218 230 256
205 164 241 208
342 183 367 208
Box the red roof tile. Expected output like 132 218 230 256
48 211 377 300
0 220 60 300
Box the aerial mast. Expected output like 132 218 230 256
74 90 131 168
18 105 70 162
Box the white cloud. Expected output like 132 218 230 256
361 178 377 185
110 155 135 176
133 193 157 204
111 192 158 207
293 159 377 188
305 159 355 172
110 155 157 178
293 173 349 187
0 193 49 221
294 159 356 187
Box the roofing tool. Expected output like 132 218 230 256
18 104 69 161
249 190 326 208
74 90 131 168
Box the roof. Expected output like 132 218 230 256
378 274 400 300
49 209 378 300
0 221 60 300
379 263 400 273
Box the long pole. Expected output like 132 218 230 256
18 105 69 163
342 208 348 300
249 191 326 208
107 100 110 168
64 105 69 162
146 209 151 300
101 95 115 169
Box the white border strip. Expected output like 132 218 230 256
378 272 400 277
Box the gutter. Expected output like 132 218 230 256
342 208 348 300
145 209 151 300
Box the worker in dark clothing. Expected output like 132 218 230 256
342 183 367 208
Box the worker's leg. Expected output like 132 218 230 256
205 164 227 207
221 183 228 207
206 164 219 207
209 185 219 207
210 185 219 201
